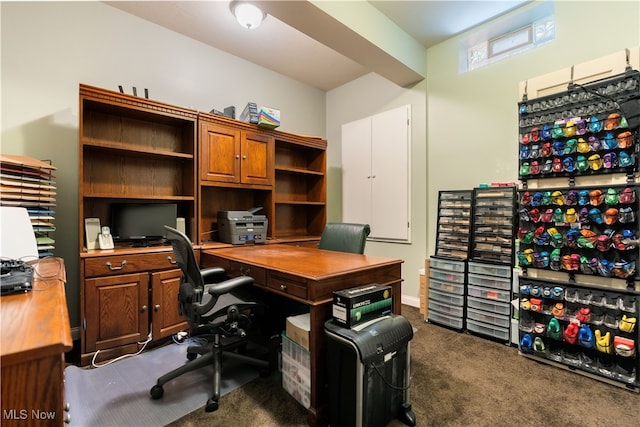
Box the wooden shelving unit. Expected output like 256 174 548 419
77 84 327 364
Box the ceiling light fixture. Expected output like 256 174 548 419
230 1 266 30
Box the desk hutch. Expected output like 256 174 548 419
78 84 327 366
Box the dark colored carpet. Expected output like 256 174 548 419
169 305 640 427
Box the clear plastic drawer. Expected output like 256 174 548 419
467 307 510 328
466 318 510 341
428 310 463 330
430 257 465 273
429 268 465 284
467 284 510 303
428 299 464 317
467 273 511 291
429 288 464 307
467 296 511 316
429 278 465 296
468 261 512 278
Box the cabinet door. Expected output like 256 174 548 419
342 116 372 225
241 130 274 186
200 122 241 183
84 272 149 352
342 105 411 242
151 269 188 339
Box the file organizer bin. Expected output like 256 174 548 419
281 333 311 408
325 315 416 427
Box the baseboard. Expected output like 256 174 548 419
401 295 420 308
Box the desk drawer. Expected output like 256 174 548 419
213 259 266 285
267 272 307 299
84 252 177 277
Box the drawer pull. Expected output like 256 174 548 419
280 284 287 291
105 260 127 271
154 304 161 311
167 256 177 265
240 267 251 276
141 305 148 312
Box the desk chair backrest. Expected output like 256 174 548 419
0 207 38 261
163 225 210 322
318 222 371 254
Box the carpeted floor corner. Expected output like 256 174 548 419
169 305 640 427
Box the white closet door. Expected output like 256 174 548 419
371 105 410 241
342 116 372 225
342 105 411 242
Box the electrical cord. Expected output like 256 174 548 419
369 360 412 391
91 333 153 368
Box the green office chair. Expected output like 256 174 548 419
318 223 371 254
150 226 271 412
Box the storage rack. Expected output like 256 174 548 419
433 190 472 259
516 69 640 390
466 186 517 342
428 190 473 331
0 154 57 258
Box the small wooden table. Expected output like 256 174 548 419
201 245 403 426
1 258 72 426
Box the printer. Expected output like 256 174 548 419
217 207 268 244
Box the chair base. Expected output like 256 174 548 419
150 339 271 412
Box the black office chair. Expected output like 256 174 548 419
318 222 371 254
150 226 270 412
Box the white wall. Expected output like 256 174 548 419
326 74 427 307
1 1 326 329
425 1 640 257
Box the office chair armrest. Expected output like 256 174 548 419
201 266 226 282
207 275 254 296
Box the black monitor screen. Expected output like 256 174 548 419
111 203 177 244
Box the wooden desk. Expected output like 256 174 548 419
1 258 72 426
201 245 403 426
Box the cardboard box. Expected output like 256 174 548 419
332 284 392 328
285 313 310 350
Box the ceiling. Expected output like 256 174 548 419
106 1 530 91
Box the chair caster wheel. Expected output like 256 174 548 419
205 398 219 412
187 352 197 361
150 385 164 400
